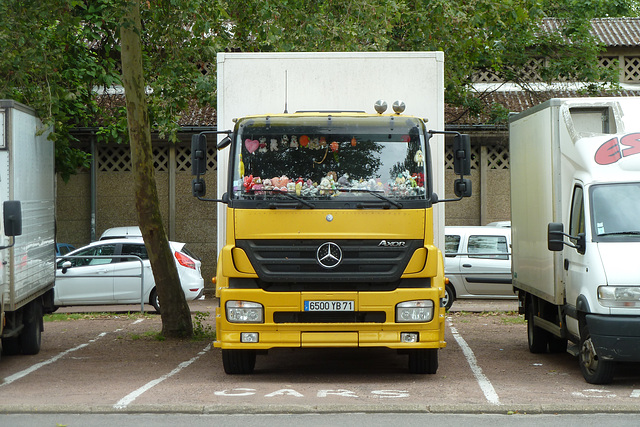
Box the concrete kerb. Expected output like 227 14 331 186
1 403 640 415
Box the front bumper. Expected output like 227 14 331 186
214 288 446 350
586 314 640 362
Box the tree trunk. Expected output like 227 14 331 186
119 0 193 338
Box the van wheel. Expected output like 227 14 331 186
222 349 256 374
20 302 43 355
408 349 438 374
443 284 455 311
526 298 548 353
579 323 615 384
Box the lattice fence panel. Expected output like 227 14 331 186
98 146 170 172
472 69 502 83
519 58 544 81
624 57 640 82
487 145 509 169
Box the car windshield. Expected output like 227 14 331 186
229 115 430 205
591 183 640 240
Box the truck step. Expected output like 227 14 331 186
566 343 579 357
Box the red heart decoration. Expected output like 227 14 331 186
245 139 259 154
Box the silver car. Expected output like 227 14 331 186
443 225 514 310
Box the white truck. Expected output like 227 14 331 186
510 97 640 384
192 52 471 374
0 100 56 356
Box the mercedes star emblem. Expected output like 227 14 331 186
316 242 342 269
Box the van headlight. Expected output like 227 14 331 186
396 300 434 323
598 286 640 308
226 301 264 323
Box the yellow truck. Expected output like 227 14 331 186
192 53 471 374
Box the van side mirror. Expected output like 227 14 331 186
548 222 564 251
548 222 586 254
3 200 22 237
453 134 471 176
191 134 208 176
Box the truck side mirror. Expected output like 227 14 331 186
191 134 208 176
3 201 22 237
217 136 232 150
454 178 472 198
548 222 564 251
192 178 206 197
453 134 471 176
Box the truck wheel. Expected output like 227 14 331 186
526 300 548 353
443 284 455 311
150 289 161 313
579 324 615 384
408 349 438 374
20 301 43 355
222 349 256 374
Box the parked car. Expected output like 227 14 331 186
443 225 514 310
55 238 204 312
99 226 142 240
55 243 76 256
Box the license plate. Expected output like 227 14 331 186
304 300 355 312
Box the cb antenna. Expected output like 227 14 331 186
283 70 288 113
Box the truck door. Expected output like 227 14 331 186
564 185 588 308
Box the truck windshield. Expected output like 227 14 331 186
591 183 640 240
229 115 430 206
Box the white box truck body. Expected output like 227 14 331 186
0 100 56 356
510 97 640 384
192 52 472 374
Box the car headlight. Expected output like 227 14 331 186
396 300 434 323
226 301 264 323
598 286 640 308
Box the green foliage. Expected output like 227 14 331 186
1 0 625 173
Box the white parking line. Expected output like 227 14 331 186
113 344 211 409
447 319 501 405
0 332 108 387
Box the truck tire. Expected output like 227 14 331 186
526 299 549 353
20 300 43 355
443 284 455 311
579 323 615 384
408 348 438 374
222 349 256 374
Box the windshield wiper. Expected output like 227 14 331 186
266 190 315 209
336 188 403 209
598 231 640 237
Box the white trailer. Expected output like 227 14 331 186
215 52 448 251
510 97 640 384
0 100 56 356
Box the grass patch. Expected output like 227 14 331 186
44 311 154 322
192 311 216 341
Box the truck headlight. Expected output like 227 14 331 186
396 300 434 323
226 301 264 323
598 286 640 308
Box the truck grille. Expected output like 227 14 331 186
235 239 423 283
273 311 386 323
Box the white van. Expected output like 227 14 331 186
444 226 514 309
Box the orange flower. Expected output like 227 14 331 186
330 141 339 152
299 135 309 147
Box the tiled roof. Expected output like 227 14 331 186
540 17 640 47
446 89 640 125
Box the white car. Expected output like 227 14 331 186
55 238 204 312
444 225 514 310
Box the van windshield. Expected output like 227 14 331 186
229 115 430 207
591 183 640 240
